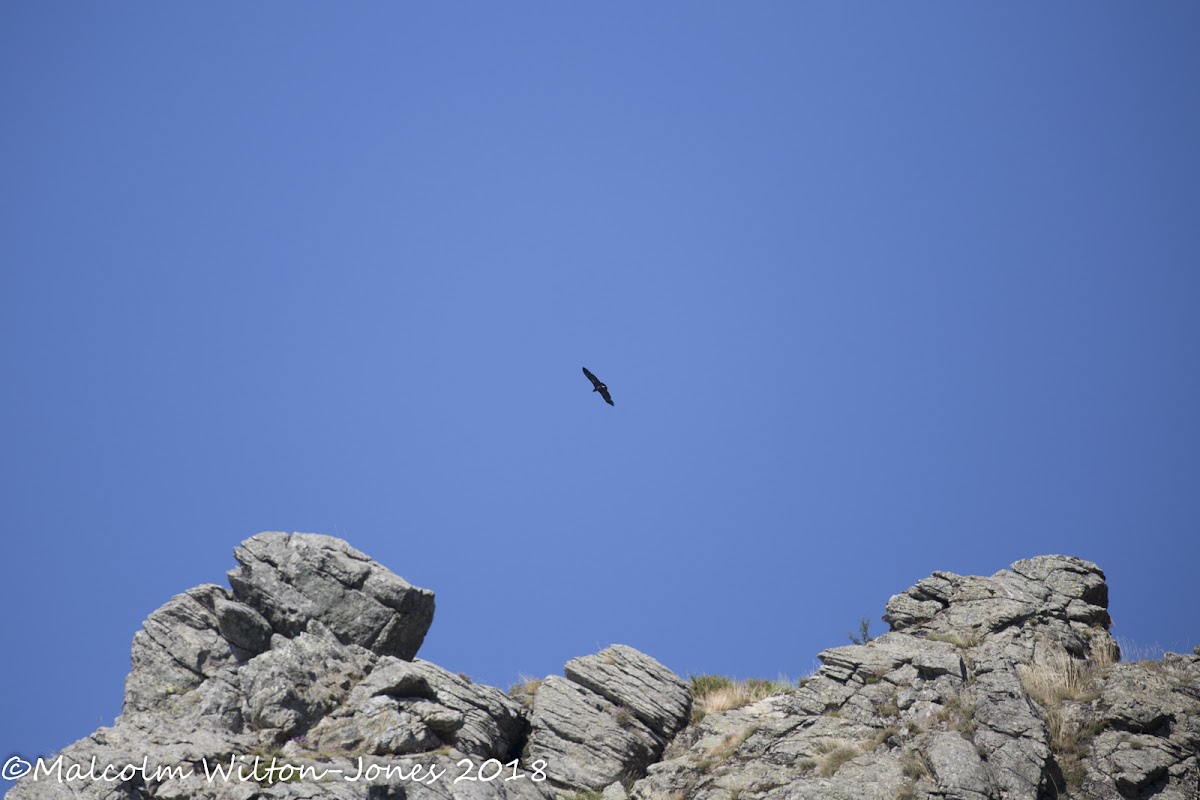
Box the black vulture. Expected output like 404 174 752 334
582 367 614 406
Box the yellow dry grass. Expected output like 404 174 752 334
1018 638 1116 706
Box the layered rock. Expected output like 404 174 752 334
8 544 1200 800
226 531 435 660
6 533 689 800
632 555 1199 800
525 645 691 793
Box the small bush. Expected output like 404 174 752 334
848 617 875 645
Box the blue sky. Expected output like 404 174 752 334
3 2 1198 779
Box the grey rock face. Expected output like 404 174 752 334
7 532 691 800
238 622 374 737
227 532 435 659
631 554 1198 800
563 645 692 740
123 584 248 725
10 545 1200 800
925 731 991 800
1082 656 1200 799
525 645 692 794
312 657 528 760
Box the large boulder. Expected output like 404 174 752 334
525 645 691 794
226 532 435 659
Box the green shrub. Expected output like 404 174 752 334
848 617 875 645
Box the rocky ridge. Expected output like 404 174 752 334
8 534 1199 800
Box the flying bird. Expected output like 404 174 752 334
582 367 614 406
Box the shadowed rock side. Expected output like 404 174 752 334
7 543 1199 800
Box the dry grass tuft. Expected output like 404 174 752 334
1044 708 1105 792
1111 636 1164 662
872 725 900 748
1018 644 1110 706
506 675 542 708
818 744 859 777
702 684 772 713
900 748 933 781
688 675 792 724
1088 635 1120 668
610 705 636 729
896 749 933 800
1017 639 1115 794
927 630 985 649
696 725 759 772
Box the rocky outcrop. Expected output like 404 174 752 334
6 533 688 800
633 555 1198 800
8 541 1200 800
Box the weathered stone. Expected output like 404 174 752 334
526 675 661 792
214 593 273 656
12 544 1200 800
345 657 527 759
123 584 241 720
239 621 373 737
630 555 1155 800
563 644 691 739
227 532 435 659
926 731 991 800
1110 738 1177 796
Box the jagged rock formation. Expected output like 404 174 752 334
634 555 1199 800
8 539 1199 800
7 533 687 800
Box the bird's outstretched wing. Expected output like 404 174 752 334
581 367 615 406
